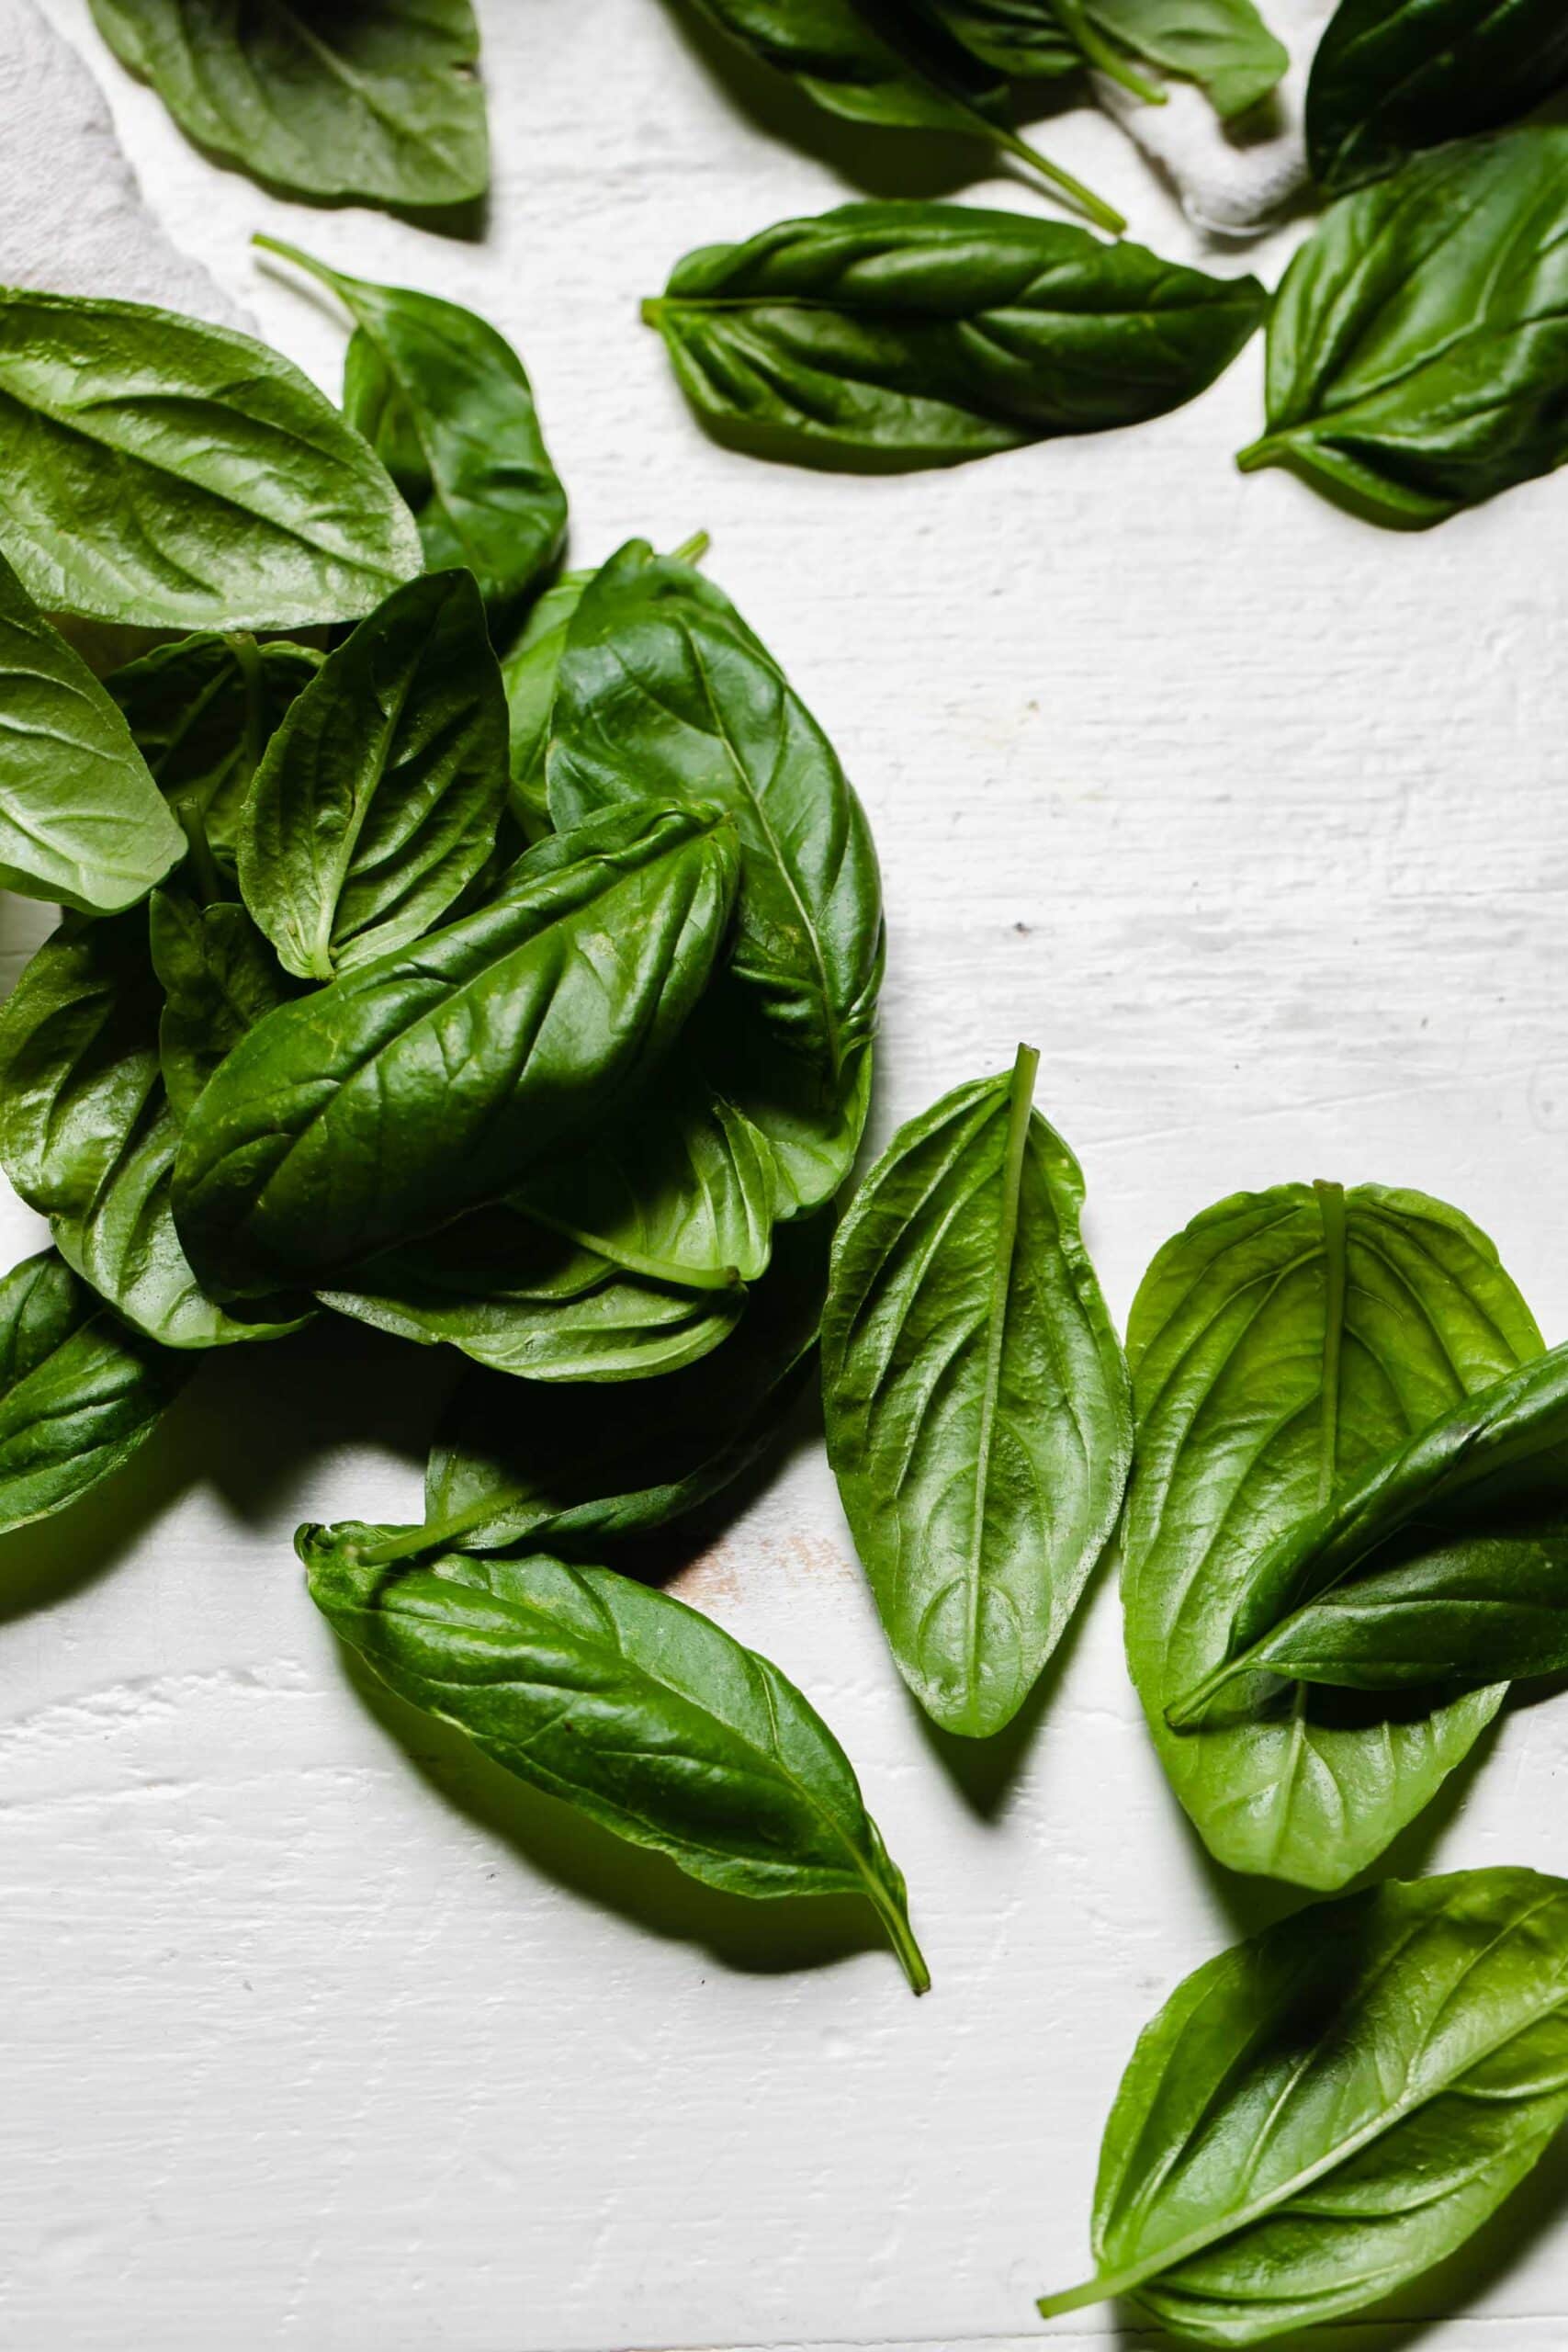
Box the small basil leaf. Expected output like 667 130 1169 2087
1123 1180 1541 1890
175 803 740 1297
236 571 508 981
647 203 1267 471
1039 1869 1568 2340
0 1248 186 1533
823 1046 1131 1737
86 0 488 209
500 570 592 839
914 0 1083 76
300 1530 929 1991
0 548 185 914
1088 0 1287 116
1307 0 1568 193
1238 129 1568 528
149 890 288 1123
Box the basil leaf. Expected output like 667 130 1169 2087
301 1531 929 1991
914 0 1082 77
1123 1180 1541 1889
1238 129 1568 529
321 1204 745 1382
0 287 423 629
236 571 508 981
0 1248 186 1533
647 204 1267 471
1307 0 1568 192
500 569 591 839
547 540 883 1214
86 0 488 209
258 238 566 626
107 633 321 886
1168 1341 1568 1718
1086 0 1288 114
174 804 740 1297
149 889 288 1123
0 547 185 913
1039 1868 1568 2340
823 1046 1131 1736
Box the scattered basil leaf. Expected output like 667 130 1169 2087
1238 129 1568 528
1122 1180 1541 1889
1307 0 1568 193
0 547 185 913
823 1046 1131 1736
236 570 508 981
500 569 592 840
174 803 740 1298
87 0 489 209
0 287 422 629
1086 0 1288 114
0 1248 186 1534
149 888 288 1123
1039 1868 1568 2341
914 0 1083 78
301 1529 929 1991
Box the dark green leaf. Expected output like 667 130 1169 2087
1122 1180 1541 1888
1237 129 1568 528
1039 1869 1568 2342
914 0 1082 77
500 569 591 839
149 888 288 1122
1307 0 1568 192
301 1530 929 1991
236 571 508 980
823 1046 1131 1736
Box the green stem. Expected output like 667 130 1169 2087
1055 0 1166 102
640 297 664 330
870 1884 931 1996
356 1508 502 1569
1037 2263 1139 2320
1166 1654 1246 1729
671 529 711 566
1236 435 1283 473
995 128 1126 235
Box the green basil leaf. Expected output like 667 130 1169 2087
236 571 508 981
1086 0 1288 114
86 0 488 208
149 889 288 1122
822 1046 1130 1736
547 540 883 1214
1123 1180 1541 1890
107 633 321 886
300 1530 929 1991
500 569 592 839
647 203 1267 471
914 0 1083 77
1307 0 1568 192
0 1248 186 1533
258 238 566 624
174 803 740 1297
0 548 186 914
0 286 423 628
1039 1868 1568 2341
320 1204 745 1382
1238 129 1568 528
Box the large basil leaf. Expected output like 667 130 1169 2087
1087 0 1288 114
547 541 883 1214
0 288 423 629
174 804 740 1297
0 1249 186 1534
87 0 488 209
1038 1868 1568 2341
149 889 288 1122
1307 0 1568 192
236 571 508 981
1238 130 1568 529
823 1047 1131 1737
260 238 565 624
647 204 1267 471
302 1531 929 1992
1123 1181 1540 1889
0 548 185 913
500 570 592 840
320 1205 744 1382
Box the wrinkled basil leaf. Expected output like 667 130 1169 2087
149 889 288 1123
1307 0 1568 192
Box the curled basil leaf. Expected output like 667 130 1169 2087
1307 0 1568 193
149 889 288 1123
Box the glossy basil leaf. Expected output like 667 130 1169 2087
175 803 740 1297
0 287 422 629
149 889 288 1123
0 547 185 913
236 571 508 981
87 0 488 208
1307 0 1568 192
1122 1181 1541 1890
301 1530 929 1991
1039 1868 1568 2341
0 1248 186 1534
260 238 566 624
1168 1342 1568 1718
913 0 1082 76
823 1046 1131 1737
500 570 591 840
648 204 1268 471
1238 129 1568 529
547 540 882 1214
107 633 321 885
1087 0 1288 114
320 1204 744 1382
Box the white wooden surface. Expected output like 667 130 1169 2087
6 5 1568 2347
